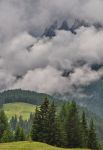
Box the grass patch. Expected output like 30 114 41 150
3 102 36 120
0 141 90 150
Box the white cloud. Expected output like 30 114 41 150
12 66 69 94
0 0 103 95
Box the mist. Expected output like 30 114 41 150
0 0 103 95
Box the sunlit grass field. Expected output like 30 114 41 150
0 141 90 150
3 102 36 120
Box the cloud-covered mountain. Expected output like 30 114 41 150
0 0 103 101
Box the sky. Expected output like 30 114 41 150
0 0 103 95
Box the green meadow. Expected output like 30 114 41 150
3 102 36 120
0 141 90 150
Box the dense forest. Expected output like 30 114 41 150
0 97 101 149
0 89 103 146
0 89 54 105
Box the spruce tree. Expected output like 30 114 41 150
15 125 25 141
59 102 70 147
1 129 14 143
15 125 21 141
80 111 88 148
40 97 49 143
87 119 99 150
31 107 43 141
19 128 25 141
15 125 20 141
47 101 63 146
0 110 8 141
10 115 17 131
31 98 63 146
65 101 81 148
59 103 67 124
19 115 24 127
31 97 49 143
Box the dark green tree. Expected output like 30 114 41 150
31 107 42 141
1 129 14 143
47 101 63 146
19 116 24 127
59 102 71 147
80 111 88 148
19 128 25 141
65 101 81 148
31 98 63 146
15 125 25 141
87 119 99 150
15 125 21 141
31 97 50 143
39 97 50 143
59 103 67 124
0 110 8 141
10 115 17 131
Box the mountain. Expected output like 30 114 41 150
42 20 91 37
58 79 103 119
78 105 103 144
78 79 103 118
42 21 58 37
42 19 103 38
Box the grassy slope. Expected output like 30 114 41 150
0 141 90 150
3 103 36 120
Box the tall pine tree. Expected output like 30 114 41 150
31 98 63 146
15 125 25 141
65 101 82 148
31 97 50 142
31 107 41 141
0 110 8 141
87 119 99 150
47 101 63 146
1 129 14 143
80 111 88 148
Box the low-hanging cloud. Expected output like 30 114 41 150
0 0 103 95
1 0 103 41
2 27 103 95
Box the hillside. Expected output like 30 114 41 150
3 102 103 144
0 141 90 150
0 89 58 105
3 103 36 120
57 79 103 119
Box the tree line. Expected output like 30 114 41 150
0 89 54 105
31 97 101 149
0 97 101 149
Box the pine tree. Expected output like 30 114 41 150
47 101 63 146
65 101 82 148
87 119 99 150
31 107 42 141
15 125 25 141
1 129 14 143
32 97 50 143
59 102 70 147
19 128 25 141
37 97 50 143
80 111 88 148
15 125 20 141
10 115 17 131
31 98 63 146
59 103 67 124
0 110 8 141
15 125 21 141
19 115 24 127
47 101 56 145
